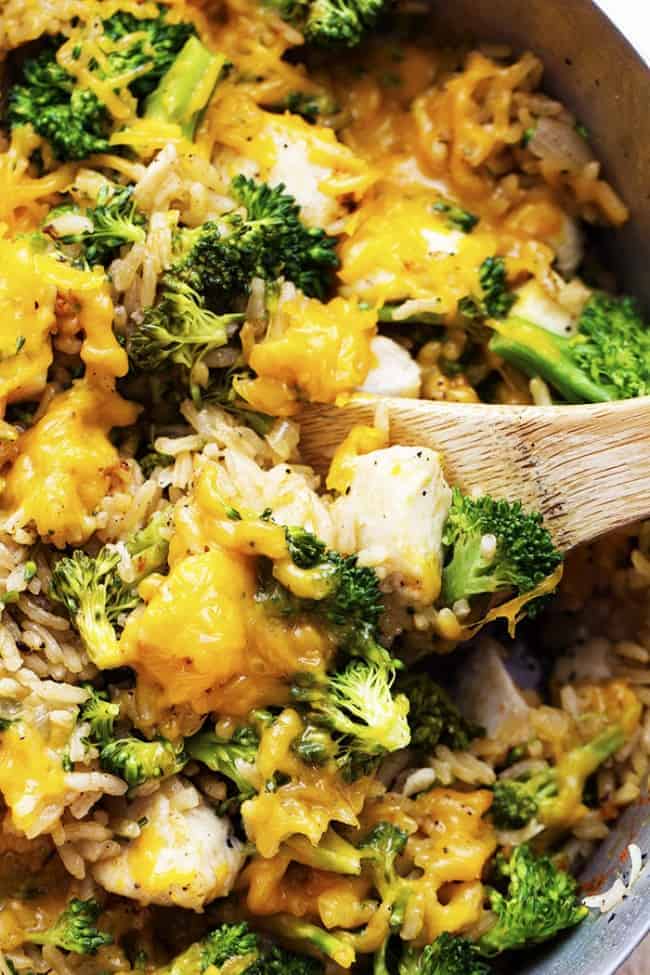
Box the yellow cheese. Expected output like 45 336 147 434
326 423 388 494
0 724 66 839
119 548 254 705
339 189 497 311
0 239 58 411
0 380 139 547
239 295 377 415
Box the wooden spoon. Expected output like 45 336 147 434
298 396 650 550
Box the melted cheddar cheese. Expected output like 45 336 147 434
0 724 66 840
0 381 139 547
121 471 337 715
0 239 58 411
0 235 127 415
242 710 376 859
238 296 377 415
339 189 498 311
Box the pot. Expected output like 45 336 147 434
427 3 650 971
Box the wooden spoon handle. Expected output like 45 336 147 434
298 396 650 550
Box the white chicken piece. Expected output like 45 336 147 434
548 213 584 278
454 638 530 737
93 777 244 911
332 445 451 606
358 336 422 398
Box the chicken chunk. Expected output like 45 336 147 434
93 777 244 911
454 638 530 737
332 445 451 605
358 336 422 398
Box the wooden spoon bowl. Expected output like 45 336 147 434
298 396 650 550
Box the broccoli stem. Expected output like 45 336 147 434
283 829 362 875
489 318 614 403
144 37 229 139
266 915 355 968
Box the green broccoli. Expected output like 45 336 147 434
489 292 650 403
156 922 259 975
283 526 384 630
491 724 625 829
80 685 120 743
142 35 231 139
291 660 411 778
440 487 563 610
397 672 483 753
126 280 243 385
186 724 260 807
433 199 479 233
156 921 325 975
477 844 588 955
394 935 493 975
44 185 146 267
179 175 339 302
27 898 112 955
262 915 353 968
267 0 387 47
50 510 171 669
7 10 199 161
256 526 393 672
100 735 186 789
459 256 516 320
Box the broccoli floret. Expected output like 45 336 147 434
142 36 231 139
102 10 196 100
8 42 110 161
50 512 171 669
127 280 243 382
459 257 516 320
491 724 625 829
186 724 260 806
50 547 137 669
7 11 200 161
291 659 410 777
80 686 120 743
258 526 392 670
440 488 563 610
156 922 259 975
158 922 326 975
433 199 478 233
305 0 386 47
45 185 146 267
489 292 650 403
100 735 186 789
228 175 340 299
167 176 339 305
27 898 112 955
284 526 383 629
397 935 492 975
477 844 588 955
397 672 483 752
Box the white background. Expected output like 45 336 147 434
595 0 650 62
